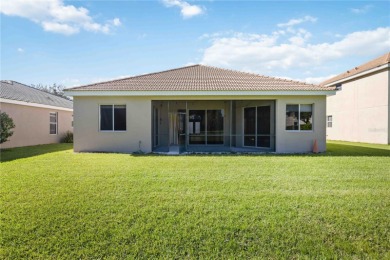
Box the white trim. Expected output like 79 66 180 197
65 90 336 97
324 63 390 87
0 98 73 112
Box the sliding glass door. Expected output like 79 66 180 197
244 106 271 148
189 109 224 145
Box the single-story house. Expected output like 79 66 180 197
323 52 390 144
0 80 73 149
65 65 336 154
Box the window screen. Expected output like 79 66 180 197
286 104 313 131
100 105 113 131
300 104 312 131
50 112 57 134
114 105 126 131
327 115 332 128
100 105 126 131
286 105 299 130
244 107 256 146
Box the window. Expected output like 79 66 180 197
244 106 271 148
189 109 224 145
50 112 57 135
100 105 126 131
327 115 332 128
286 104 313 131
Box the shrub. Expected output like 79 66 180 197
300 123 312 131
61 131 73 143
0 112 15 144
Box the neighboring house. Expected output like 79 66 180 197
322 52 390 144
0 80 73 149
65 65 336 154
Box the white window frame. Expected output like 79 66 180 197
327 115 332 128
285 104 314 132
50 112 58 135
99 104 127 132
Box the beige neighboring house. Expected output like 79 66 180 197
0 81 73 149
322 52 390 145
66 65 336 154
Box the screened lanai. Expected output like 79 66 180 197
151 100 276 154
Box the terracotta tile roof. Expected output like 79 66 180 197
321 52 390 86
67 65 333 92
0 80 73 109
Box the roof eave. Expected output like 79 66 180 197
1 98 73 111
323 63 390 87
65 90 336 97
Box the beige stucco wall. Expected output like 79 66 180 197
326 69 389 144
0 102 73 149
73 96 152 153
73 95 326 153
275 96 327 153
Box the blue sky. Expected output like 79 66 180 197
1 0 389 87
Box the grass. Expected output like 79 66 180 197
1 141 389 258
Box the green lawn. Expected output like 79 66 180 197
1 141 389 258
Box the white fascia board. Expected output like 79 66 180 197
65 90 336 97
0 98 73 112
324 63 390 87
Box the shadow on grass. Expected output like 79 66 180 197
1 142 388 161
136 142 390 157
0 143 72 162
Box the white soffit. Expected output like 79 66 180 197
65 90 336 97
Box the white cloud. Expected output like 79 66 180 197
91 74 133 84
199 25 390 77
298 75 337 84
61 78 81 87
277 16 317 28
351 5 373 14
17 48 24 53
0 0 121 35
162 0 204 18
111 18 121 27
185 62 197 66
276 74 338 84
42 21 80 35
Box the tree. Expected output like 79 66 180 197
300 112 312 124
32 83 71 100
0 112 15 144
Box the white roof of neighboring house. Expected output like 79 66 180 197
67 64 335 92
0 80 73 109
